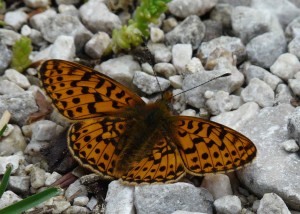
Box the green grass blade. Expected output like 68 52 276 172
0 187 62 214
0 164 12 198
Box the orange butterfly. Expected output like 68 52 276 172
38 59 256 185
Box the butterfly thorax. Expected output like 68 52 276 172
113 100 178 177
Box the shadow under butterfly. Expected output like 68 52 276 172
37 59 257 185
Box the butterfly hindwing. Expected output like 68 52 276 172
122 137 186 184
38 59 144 120
175 116 257 175
68 116 128 179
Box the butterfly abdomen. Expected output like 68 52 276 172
113 102 178 177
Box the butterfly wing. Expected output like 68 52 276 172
68 116 127 179
122 137 186 184
175 116 256 175
38 59 144 120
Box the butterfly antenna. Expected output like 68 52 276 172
173 73 231 98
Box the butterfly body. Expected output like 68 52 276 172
38 59 256 185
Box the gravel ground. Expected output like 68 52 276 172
0 0 300 213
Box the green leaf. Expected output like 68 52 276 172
0 187 62 214
11 36 32 72
0 164 12 198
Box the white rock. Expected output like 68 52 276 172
21 25 31 36
52 196 71 214
241 78 275 107
79 0 121 34
86 196 98 211
172 44 193 74
24 0 50 8
58 4 79 16
31 120 61 141
0 125 26 156
147 42 171 63
105 180 134 214
63 205 90 214
8 176 30 194
29 9 57 30
45 171 62 186
73 196 89 206
85 32 111 59
150 27 165 43
65 179 88 201
168 0 218 18
172 89 186 113
30 166 47 189
288 78 300 96
133 71 170 95
135 183 213 214
50 35 75 61
295 72 300 79
211 102 260 130
0 153 25 174
281 139 299 152
4 10 28 30
288 37 300 59
257 193 291 214
141 63 154 75
270 53 300 81
275 84 293 104
201 174 233 200
4 69 31 89
180 109 197 117
96 55 141 88
169 75 183 89
154 62 176 78
172 211 207 214
231 6 271 44
0 191 22 209
214 195 242 214
0 80 25 94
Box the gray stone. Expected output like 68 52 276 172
0 42 12 74
168 0 217 18
172 212 206 214
0 125 26 156
31 120 62 141
0 79 25 95
275 84 293 104
210 4 233 29
198 36 246 65
4 10 28 30
56 0 80 4
257 193 291 214
241 78 275 107
165 15 205 50
288 78 300 96
288 37 300 59
0 29 21 46
281 139 299 152
251 0 300 28
202 20 223 42
29 9 57 31
211 102 260 130
231 6 271 44
243 64 282 91
218 0 251 6
201 174 233 200
79 0 121 34
154 63 176 78
86 196 98 211
50 35 75 60
8 176 30 194
270 53 300 81
214 195 242 214
58 4 79 16
105 180 134 214
237 104 300 210
134 183 213 214
4 69 31 89
147 42 172 63
96 55 141 88
246 32 286 68
0 191 22 209
84 32 111 59
172 44 193 74
133 71 170 95
65 179 88 201
286 17 300 41
288 106 300 145
0 92 38 126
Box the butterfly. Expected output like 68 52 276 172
38 59 257 185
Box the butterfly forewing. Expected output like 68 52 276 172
38 60 144 120
122 138 186 184
175 116 256 175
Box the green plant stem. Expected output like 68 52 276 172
0 164 12 198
